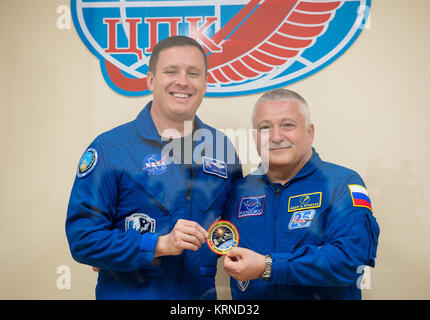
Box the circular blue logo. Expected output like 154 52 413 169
77 148 98 178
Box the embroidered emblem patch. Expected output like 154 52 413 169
125 213 156 234
202 156 227 179
288 192 322 212
237 195 266 218
142 154 168 176
207 220 239 255
237 280 249 292
288 209 315 230
348 184 372 213
77 148 98 178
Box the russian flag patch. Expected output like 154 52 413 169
348 185 372 213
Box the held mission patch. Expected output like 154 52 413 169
207 220 239 255
77 148 98 178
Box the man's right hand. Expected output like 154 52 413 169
154 219 208 258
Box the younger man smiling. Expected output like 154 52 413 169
66 36 242 299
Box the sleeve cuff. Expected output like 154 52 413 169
271 252 291 284
138 232 159 269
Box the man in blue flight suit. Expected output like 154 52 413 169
66 36 242 300
223 88 379 300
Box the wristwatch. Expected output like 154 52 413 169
260 255 272 281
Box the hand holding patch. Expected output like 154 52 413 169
223 247 265 282
154 219 208 258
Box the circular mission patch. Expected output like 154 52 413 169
207 220 239 255
77 148 98 178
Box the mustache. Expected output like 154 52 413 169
265 140 293 150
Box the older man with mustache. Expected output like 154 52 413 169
222 88 380 300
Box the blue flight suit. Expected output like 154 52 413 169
66 102 242 300
223 149 379 300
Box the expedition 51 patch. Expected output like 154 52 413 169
207 220 239 255
77 148 98 178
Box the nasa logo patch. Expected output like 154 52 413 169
142 154 168 176
77 148 98 178
71 0 371 97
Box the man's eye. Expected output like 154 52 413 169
259 126 271 132
282 123 295 128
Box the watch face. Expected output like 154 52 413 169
207 220 239 255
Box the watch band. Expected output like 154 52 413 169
260 254 272 281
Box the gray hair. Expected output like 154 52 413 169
252 88 312 127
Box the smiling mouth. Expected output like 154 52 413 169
171 92 192 98
268 146 292 151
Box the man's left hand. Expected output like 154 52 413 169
223 247 266 282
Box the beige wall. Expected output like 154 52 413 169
0 0 429 299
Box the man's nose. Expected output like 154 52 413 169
175 71 189 87
270 126 283 144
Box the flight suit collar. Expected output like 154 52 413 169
255 148 322 187
135 101 208 144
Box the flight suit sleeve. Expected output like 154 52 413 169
65 139 159 272
271 174 380 287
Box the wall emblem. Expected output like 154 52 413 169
71 0 371 97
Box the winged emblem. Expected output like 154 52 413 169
206 0 344 84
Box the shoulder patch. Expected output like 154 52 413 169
348 184 373 213
77 148 98 178
125 213 156 234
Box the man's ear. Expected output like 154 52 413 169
308 123 315 145
147 71 155 92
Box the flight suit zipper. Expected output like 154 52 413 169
186 164 198 201
273 186 281 300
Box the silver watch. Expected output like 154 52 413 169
260 255 272 281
